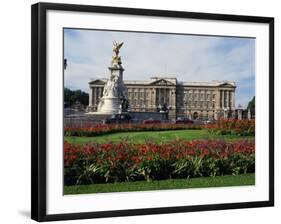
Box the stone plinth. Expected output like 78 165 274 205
95 97 120 114
93 62 128 115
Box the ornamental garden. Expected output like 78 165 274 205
64 119 255 194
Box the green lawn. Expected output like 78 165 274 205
64 173 255 194
65 129 254 144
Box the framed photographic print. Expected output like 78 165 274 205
31 2 274 222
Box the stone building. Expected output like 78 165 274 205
88 77 236 119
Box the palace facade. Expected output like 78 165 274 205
88 77 236 119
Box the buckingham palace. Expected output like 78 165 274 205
88 76 236 120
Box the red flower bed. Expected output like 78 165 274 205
205 119 255 136
64 139 255 185
64 123 202 137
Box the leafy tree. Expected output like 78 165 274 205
64 87 89 107
247 96 255 114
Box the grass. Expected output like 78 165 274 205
64 173 255 194
65 129 254 144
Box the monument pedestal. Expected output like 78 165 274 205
96 97 120 114
94 62 128 114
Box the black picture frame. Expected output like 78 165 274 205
31 2 274 222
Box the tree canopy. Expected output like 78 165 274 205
64 88 89 107
247 96 255 114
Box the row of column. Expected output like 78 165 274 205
156 88 171 106
220 90 234 109
89 87 103 106
148 88 175 109
186 90 214 101
127 89 148 108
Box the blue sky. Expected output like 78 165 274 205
64 28 255 108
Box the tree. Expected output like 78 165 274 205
64 87 89 107
247 96 255 114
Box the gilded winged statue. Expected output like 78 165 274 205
113 41 123 55
112 41 124 65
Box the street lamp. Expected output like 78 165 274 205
64 58 67 70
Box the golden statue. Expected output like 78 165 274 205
112 41 124 65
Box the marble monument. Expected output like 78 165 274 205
89 41 129 114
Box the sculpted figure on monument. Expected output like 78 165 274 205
121 97 129 111
102 83 108 96
102 74 119 97
112 41 124 65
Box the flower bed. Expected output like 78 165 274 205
64 120 255 137
206 119 255 136
64 123 202 137
64 139 255 185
